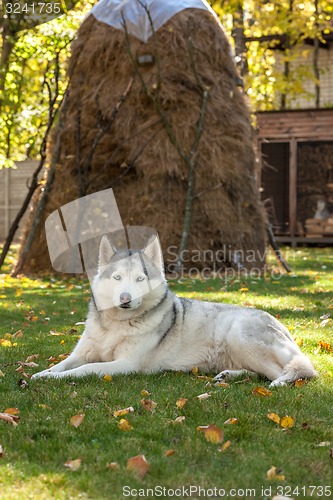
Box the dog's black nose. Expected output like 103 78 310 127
120 292 132 305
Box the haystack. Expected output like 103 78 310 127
18 3 267 274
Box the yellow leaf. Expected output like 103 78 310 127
280 415 295 429
118 419 132 431
176 398 188 409
60 340 65 345
141 399 157 412
199 424 224 443
164 449 175 457
103 374 113 382
252 387 272 397
31 316 39 322
64 458 81 471
70 413 85 428
295 337 303 346
218 440 231 452
239 287 249 292
224 418 238 425
267 412 281 425
192 367 199 374
4 408 19 415
15 289 22 297
0 339 12 348
214 382 230 388
140 389 150 397
266 465 285 481
127 454 150 478
113 407 134 418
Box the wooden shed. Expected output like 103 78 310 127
257 109 333 246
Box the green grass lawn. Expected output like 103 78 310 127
0 247 332 500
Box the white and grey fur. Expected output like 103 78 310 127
32 236 317 387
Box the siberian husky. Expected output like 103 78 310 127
32 235 317 387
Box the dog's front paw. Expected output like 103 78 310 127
269 379 287 388
31 370 59 380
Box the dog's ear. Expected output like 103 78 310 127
143 235 164 273
98 235 115 269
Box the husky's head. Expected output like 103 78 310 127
92 235 166 314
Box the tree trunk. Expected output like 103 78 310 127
232 1 248 77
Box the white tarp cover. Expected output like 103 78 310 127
90 0 215 43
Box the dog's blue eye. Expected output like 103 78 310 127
113 275 121 280
137 276 145 282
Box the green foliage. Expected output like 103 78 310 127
210 0 333 110
1 1 332 165
0 247 332 498
0 1 93 168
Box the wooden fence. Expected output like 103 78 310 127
0 161 41 242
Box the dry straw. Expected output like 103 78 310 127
19 9 266 273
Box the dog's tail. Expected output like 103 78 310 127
270 353 318 387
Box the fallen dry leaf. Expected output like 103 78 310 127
70 413 85 428
266 465 285 481
0 413 20 426
330 448 333 459
174 416 185 424
196 392 211 401
4 408 20 416
25 354 39 363
141 399 157 412
141 389 150 397
294 378 307 387
17 361 39 368
0 370 4 377
113 407 134 418
176 398 188 409
224 418 238 425
106 462 119 470
0 339 12 348
315 441 331 447
118 419 132 431
214 382 230 388
64 458 81 471
12 330 23 338
218 440 231 452
127 454 150 478
267 412 281 425
164 449 175 457
268 412 295 429
0 444 3 458
252 386 272 397
197 424 224 444
280 415 295 429
192 367 199 374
